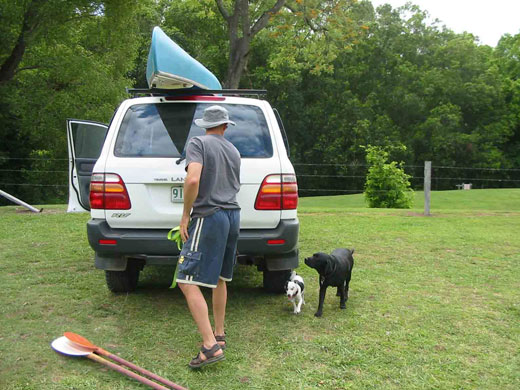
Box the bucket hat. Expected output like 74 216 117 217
194 105 236 129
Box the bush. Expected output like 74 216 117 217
364 145 414 208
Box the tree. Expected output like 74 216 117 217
215 0 286 88
157 1 362 90
0 0 110 84
495 33 520 167
209 0 361 88
364 145 414 209
0 0 146 204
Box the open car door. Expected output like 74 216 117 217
67 119 108 212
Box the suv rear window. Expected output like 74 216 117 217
114 103 273 158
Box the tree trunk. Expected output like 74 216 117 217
0 1 43 85
0 35 28 84
216 0 286 89
224 36 250 89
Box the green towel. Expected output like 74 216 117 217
167 226 183 288
167 226 183 250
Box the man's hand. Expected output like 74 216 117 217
180 214 190 243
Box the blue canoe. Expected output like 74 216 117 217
146 26 222 90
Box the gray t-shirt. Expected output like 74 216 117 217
185 134 241 217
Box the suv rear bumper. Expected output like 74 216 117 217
87 218 299 270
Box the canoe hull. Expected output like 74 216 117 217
146 27 222 90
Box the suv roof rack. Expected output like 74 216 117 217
126 88 267 98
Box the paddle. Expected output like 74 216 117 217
64 332 186 390
51 336 170 390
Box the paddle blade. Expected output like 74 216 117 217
51 336 91 357
64 332 97 350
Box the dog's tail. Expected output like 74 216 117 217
290 270 296 280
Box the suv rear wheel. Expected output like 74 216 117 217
263 269 292 293
105 261 141 292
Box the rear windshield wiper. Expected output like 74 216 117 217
175 156 185 165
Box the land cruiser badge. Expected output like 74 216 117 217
111 213 131 218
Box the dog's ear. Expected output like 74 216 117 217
284 280 289 290
350 248 355 254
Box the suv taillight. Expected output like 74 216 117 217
90 173 131 210
255 174 298 210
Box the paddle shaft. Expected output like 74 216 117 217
96 348 187 390
87 353 170 390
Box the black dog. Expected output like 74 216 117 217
304 248 354 317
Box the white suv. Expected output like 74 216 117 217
67 91 299 293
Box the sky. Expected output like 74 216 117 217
370 0 520 46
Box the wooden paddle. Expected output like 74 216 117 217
87 353 171 390
64 332 187 390
51 336 170 390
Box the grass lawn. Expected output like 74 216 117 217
1 189 519 389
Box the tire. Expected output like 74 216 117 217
105 262 140 293
263 269 291 293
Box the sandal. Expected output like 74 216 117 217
188 344 224 369
215 333 226 350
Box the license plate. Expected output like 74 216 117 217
171 186 184 203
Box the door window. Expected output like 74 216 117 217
70 122 108 159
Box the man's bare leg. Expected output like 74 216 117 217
178 283 222 359
213 279 227 344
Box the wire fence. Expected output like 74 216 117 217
294 162 520 197
0 156 69 205
1 157 520 205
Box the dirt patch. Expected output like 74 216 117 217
14 207 65 215
14 208 42 214
405 211 452 217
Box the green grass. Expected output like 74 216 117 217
300 188 520 212
1 189 519 389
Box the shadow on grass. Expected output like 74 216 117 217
131 263 276 302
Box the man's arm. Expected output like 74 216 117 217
180 162 203 242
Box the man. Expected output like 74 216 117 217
176 105 241 369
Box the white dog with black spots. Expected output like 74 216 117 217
285 271 305 314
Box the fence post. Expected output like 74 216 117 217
424 161 431 216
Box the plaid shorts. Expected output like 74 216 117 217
176 209 240 288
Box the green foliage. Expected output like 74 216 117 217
0 0 149 205
494 33 520 167
1 0 520 205
160 0 228 83
364 145 414 208
266 2 520 195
